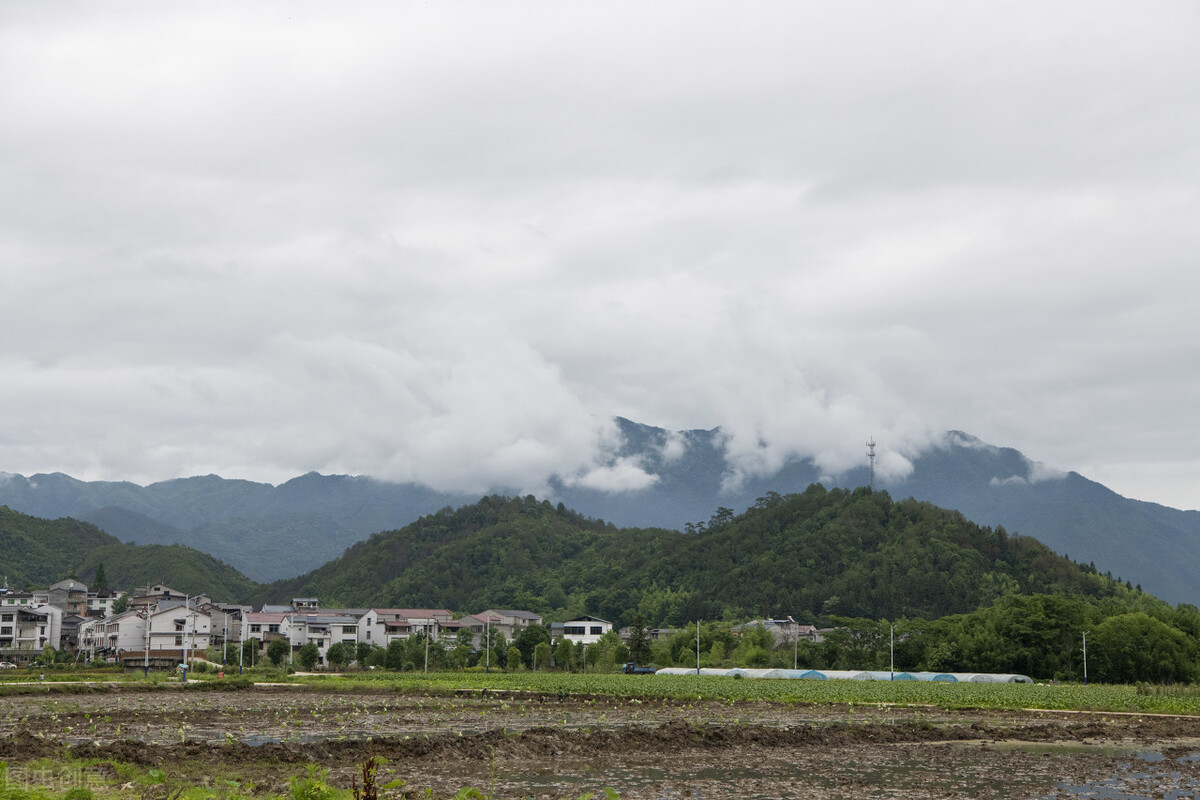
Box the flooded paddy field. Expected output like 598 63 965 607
3 684 1200 798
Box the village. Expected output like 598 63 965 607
0 579 822 672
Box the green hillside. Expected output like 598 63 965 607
256 485 1129 625
0 505 259 601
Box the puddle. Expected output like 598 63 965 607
996 741 1169 761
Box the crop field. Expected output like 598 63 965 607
2 673 1200 798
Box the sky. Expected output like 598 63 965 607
2 2 1199 510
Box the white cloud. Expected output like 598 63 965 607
0 2 1198 509
658 431 688 464
566 458 661 493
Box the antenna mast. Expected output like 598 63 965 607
866 437 877 491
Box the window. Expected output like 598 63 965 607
175 636 183 646
268 625 280 634
342 626 356 635
590 626 603 635
0 627 10 635
564 626 585 635
1 614 11 621
250 624 261 633
366 631 371 640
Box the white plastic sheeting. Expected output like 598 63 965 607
652 667 1033 682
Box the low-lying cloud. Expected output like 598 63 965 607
1 3 1198 510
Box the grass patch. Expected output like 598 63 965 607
275 671 1200 715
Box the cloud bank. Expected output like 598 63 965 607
1 2 1198 509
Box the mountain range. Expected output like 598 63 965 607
0 505 257 601
2 419 1198 605
251 486 1130 627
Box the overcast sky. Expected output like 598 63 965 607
2 2 1198 509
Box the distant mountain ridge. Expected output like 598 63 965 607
3 421 1199 605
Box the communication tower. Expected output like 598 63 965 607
867 437 877 491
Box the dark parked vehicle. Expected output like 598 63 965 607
622 662 656 674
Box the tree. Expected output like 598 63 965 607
93 563 108 592
1090 612 1197 684
627 613 651 665
515 624 552 667
385 640 406 671
267 638 289 667
449 644 471 670
533 641 552 671
484 630 507 670
297 642 320 670
111 592 130 615
554 638 575 671
242 638 259 667
326 641 355 669
506 646 522 671
356 642 374 666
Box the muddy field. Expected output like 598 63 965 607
3 684 1200 798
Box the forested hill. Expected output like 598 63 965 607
255 485 1129 626
0 505 260 601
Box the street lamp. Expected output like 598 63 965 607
695 620 701 675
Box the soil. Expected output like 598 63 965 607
3 685 1200 798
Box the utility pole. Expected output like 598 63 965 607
890 624 895 681
424 625 429 673
696 620 701 675
485 616 490 674
182 595 189 683
143 608 150 678
238 610 244 676
1082 631 1089 685
189 599 197 675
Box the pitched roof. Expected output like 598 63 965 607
485 609 542 620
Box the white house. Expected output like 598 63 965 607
147 601 212 652
78 609 146 657
289 613 361 663
0 589 34 608
551 615 613 645
358 609 412 647
5 606 63 652
396 609 455 640
482 609 543 639
244 611 288 641
86 590 118 618
207 604 247 648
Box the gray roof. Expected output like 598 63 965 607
487 609 542 620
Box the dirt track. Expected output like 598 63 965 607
3 686 1200 798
